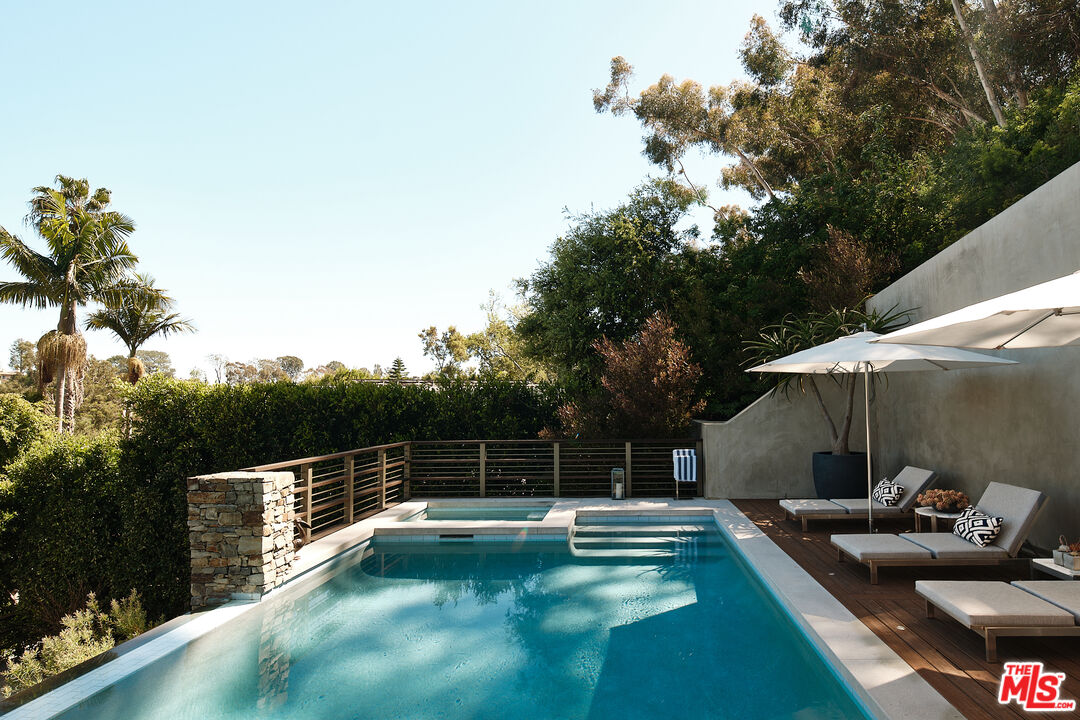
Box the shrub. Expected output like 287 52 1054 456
0 433 124 646
551 313 704 438
1 591 150 698
0 394 52 471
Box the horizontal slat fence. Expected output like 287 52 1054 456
243 438 700 540
244 443 408 541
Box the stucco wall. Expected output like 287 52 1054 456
698 379 872 499
866 161 1080 549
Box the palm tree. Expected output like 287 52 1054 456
85 274 195 384
0 176 142 431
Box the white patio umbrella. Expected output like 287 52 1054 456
873 269 1080 349
748 331 1017 531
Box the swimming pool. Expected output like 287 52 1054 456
48 521 871 720
401 503 553 522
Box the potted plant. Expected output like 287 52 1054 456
745 305 909 499
1054 537 1080 570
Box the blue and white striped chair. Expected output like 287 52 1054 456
673 448 697 499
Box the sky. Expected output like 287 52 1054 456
0 1 775 377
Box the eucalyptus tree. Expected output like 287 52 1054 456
84 274 195 384
0 176 143 431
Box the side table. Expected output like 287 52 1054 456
914 506 963 533
1031 557 1080 580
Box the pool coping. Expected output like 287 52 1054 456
3 498 964 720
710 501 964 720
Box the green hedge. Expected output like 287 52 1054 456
119 376 561 620
0 433 125 649
0 377 560 646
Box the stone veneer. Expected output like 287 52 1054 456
188 471 295 609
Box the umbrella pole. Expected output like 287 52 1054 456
865 364 873 533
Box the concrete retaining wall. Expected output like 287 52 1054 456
698 379 872 499
866 161 1080 549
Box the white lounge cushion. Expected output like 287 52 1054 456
831 533 932 561
976 482 1046 556
780 499 846 516
1012 581 1080 622
832 498 905 516
892 466 937 511
916 580 1075 628
903 532 1010 560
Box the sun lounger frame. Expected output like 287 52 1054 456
922 596 1080 662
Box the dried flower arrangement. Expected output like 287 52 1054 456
916 489 970 512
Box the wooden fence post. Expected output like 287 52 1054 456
552 442 560 497
301 463 313 542
403 443 411 500
479 442 487 498
378 449 387 509
344 454 355 524
624 442 633 498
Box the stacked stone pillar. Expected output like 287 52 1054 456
188 471 295 609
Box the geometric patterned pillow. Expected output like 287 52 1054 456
871 478 904 507
952 506 1003 547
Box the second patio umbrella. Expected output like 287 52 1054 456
747 331 1017 531
873 269 1080 349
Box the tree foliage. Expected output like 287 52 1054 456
84 274 193 384
0 395 52 470
550 313 704 438
516 179 699 386
572 4 1080 419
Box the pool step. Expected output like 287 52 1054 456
569 547 682 559
572 524 712 537
574 516 713 526
569 516 720 559
572 537 702 550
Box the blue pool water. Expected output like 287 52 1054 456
55 531 870 719
403 505 553 521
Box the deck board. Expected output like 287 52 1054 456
732 499 1079 720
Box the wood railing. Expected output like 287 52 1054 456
243 438 701 541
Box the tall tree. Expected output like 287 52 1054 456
275 356 304 381
551 313 705 438
84 275 194 384
205 353 228 384
419 326 470 377
466 292 553 382
516 179 698 388
0 176 143 431
387 357 408 382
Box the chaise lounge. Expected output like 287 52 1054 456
779 466 937 531
916 580 1080 661
830 481 1046 584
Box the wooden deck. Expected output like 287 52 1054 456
732 500 1080 720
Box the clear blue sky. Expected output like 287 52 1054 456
0 1 774 376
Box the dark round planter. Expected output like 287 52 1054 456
812 451 869 499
